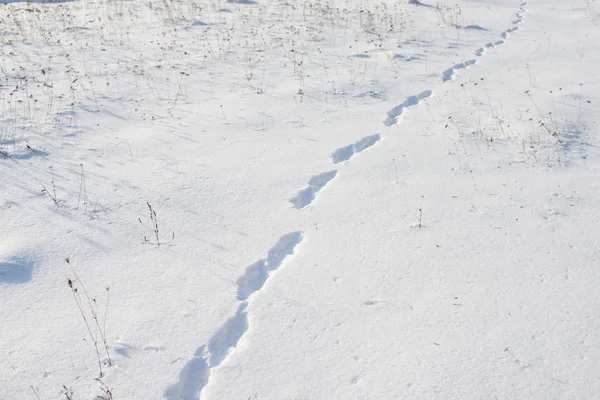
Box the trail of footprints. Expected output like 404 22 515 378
444 2 527 81
165 89 430 398
285 0 530 214
166 2 528 399
288 89 433 209
164 233 303 400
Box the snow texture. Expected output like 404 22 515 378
2 0 600 399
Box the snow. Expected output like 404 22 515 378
1 0 600 399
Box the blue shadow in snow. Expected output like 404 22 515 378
0 258 34 284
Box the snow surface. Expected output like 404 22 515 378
1 0 600 399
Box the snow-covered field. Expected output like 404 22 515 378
2 0 600 398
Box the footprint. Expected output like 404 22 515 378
332 134 381 164
236 232 303 301
351 376 362 385
164 346 209 400
290 171 337 209
384 90 433 126
207 303 249 367
363 300 384 306
144 345 165 352
165 233 302 400
502 26 519 38
113 343 136 359
442 59 477 81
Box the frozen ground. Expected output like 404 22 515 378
1 0 600 399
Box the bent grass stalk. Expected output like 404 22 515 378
66 257 112 378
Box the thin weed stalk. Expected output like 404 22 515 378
66 258 113 377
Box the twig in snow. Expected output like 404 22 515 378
66 257 113 378
504 347 520 364
30 386 41 400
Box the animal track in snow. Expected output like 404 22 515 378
164 346 210 400
164 304 248 400
384 90 433 127
475 40 505 57
458 21 521 75
165 4 530 397
290 170 337 209
206 303 249 367
227 0 258 4
502 26 520 39
331 134 381 164
442 59 477 81
454 4 526 77
236 232 303 301
165 233 303 400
